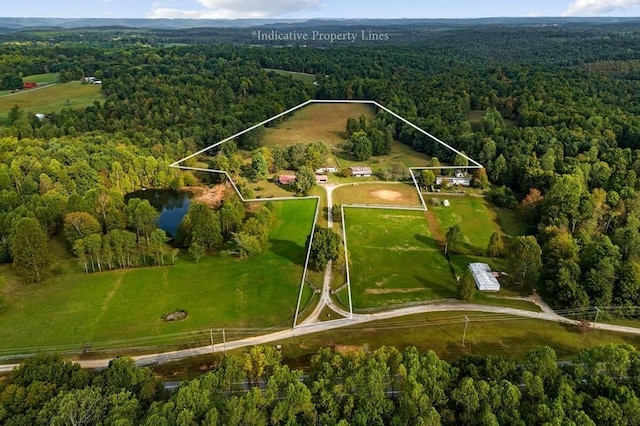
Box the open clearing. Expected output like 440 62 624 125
0 199 316 354
0 81 103 121
430 196 506 253
262 103 375 147
22 73 59 84
344 208 455 309
262 68 316 84
333 183 421 206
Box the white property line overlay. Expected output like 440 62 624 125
170 99 484 328
171 99 481 168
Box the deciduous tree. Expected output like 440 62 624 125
458 268 476 301
294 165 316 196
445 225 464 255
9 217 49 282
509 236 542 287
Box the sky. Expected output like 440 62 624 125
3 0 640 20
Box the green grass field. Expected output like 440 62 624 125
22 73 59 84
344 208 455 309
0 81 103 122
262 68 316 84
431 196 505 253
0 199 317 354
262 103 375 148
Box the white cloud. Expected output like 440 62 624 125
149 0 321 19
563 0 640 16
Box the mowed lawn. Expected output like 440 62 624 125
430 196 504 253
344 208 455 309
262 103 376 147
0 199 316 353
0 81 103 121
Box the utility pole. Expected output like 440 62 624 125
223 328 227 356
593 307 600 330
462 316 469 346
210 329 214 354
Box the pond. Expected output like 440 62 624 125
126 189 191 238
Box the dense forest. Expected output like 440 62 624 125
2 22 640 312
2 343 640 425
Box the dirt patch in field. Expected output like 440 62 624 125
425 210 445 245
183 185 226 207
371 190 404 200
366 288 427 294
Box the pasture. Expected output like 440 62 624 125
430 196 505 253
262 68 316 84
262 103 375 148
344 208 455 309
0 199 317 355
0 81 103 122
22 73 59 84
259 102 432 176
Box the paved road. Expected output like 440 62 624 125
3 301 639 374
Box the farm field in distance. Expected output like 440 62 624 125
0 80 103 123
259 102 432 172
262 102 375 147
0 199 316 354
262 68 316 84
343 207 455 309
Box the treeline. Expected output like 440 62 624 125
2 343 640 424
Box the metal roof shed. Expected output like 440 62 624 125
468 262 500 292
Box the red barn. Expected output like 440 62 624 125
23 82 38 89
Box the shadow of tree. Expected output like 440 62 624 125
269 239 305 266
414 233 443 250
414 276 456 299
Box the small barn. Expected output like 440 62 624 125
349 166 372 177
278 175 296 185
23 82 38 89
316 174 328 184
468 263 501 292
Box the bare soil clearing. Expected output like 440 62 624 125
183 185 226 207
370 189 403 200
